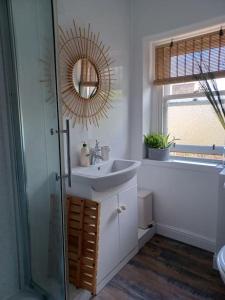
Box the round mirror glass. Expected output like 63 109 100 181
73 58 99 99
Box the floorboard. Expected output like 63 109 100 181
94 235 225 300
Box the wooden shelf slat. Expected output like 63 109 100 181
67 194 100 295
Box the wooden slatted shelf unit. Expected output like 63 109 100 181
67 195 100 295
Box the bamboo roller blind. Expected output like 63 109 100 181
154 29 225 85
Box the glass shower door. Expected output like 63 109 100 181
10 0 67 299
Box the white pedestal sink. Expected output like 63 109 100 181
70 159 141 192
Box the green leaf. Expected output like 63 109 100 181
144 133 178 149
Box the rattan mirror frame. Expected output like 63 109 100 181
58 21 114 128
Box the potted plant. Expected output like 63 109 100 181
144 133 176 161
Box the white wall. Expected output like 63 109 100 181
139 161 220 251
216 169 225 254
57 0 131 166
130 0 225 251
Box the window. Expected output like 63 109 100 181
152 27 225 162
163 80 225 161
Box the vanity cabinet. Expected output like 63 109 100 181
118 186 138 261
67 176 139 294
97 184 138 291
97 195 120 283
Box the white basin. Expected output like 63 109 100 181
71 159 141 191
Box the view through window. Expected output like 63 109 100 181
163 79 225 161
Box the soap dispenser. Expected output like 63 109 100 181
80 142 90 167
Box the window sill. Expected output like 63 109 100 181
142 158 223 173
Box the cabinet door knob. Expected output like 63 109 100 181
117 208 122 214
121 205 126 211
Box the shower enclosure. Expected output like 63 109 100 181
0 0 68 299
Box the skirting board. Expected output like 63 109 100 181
156 223 216 253
96 246 139 294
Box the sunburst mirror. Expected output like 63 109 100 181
58 21 115 128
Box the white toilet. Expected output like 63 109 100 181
217 245 225 284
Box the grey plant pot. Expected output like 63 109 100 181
147 147 170 161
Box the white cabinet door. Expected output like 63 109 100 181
97 195 120 283
119 186 138 261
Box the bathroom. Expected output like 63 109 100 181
1 0 225 299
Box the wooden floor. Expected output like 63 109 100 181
94 235 225 300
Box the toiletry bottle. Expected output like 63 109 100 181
101 146 110 161
80 143 90 167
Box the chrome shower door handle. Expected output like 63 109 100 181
66 119 71 187
52 119 72 187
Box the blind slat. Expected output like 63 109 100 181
154 29 225 85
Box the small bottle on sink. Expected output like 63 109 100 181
80 142 90 167
101 146 110 161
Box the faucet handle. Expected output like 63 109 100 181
95 140 100 149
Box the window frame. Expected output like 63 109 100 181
161 84 225 161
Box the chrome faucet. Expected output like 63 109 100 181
90 140 103 165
